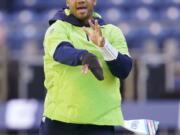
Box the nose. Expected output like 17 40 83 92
77 0 86 4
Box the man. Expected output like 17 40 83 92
40 0 132 135
0 24 8 102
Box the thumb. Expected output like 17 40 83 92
83 27 91 37
81 64 89 74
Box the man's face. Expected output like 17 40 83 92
66 0 96 20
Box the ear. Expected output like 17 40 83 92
66 0 69 7
93 0 97 6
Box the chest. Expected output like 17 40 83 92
68 26 110 59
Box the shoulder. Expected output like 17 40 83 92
49 20 70 29
44 20 70 40
46 20 71 34
103 24 124 39
104 24 122 33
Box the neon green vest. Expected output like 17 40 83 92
43 10 130 126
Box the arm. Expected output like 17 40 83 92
54 42 104 80
105 25 132 79
100 40 133 79
44 21 103 80
83 20 132 79
53 41 88 66
44 21 87 66
106 53 132 79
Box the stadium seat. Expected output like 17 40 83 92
2 0 179 51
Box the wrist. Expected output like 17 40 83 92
79 51 89 64
99 39 119 61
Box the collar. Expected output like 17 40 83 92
49 8 106 27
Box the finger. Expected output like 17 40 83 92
97 25 102 36
83 27 91 37
81 64 89 74
98 25 102 36
95 20 99 28
94 20 98 31
95 20 102 36
98 60 103 68
88 19 95 30
84 65 89 74
81 65 86 74
82 65 86 73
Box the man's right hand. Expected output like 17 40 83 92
81 52 104 81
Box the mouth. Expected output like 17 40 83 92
77 6 87 10
76 6 87 12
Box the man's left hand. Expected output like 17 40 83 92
83 19 105 47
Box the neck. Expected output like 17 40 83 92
83 18 92 25
83 12 93 25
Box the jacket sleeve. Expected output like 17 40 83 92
105 25 133 79
53 41 87 66
106 53 132 79
44 20 87 66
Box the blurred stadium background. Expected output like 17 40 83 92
0 0 180 135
